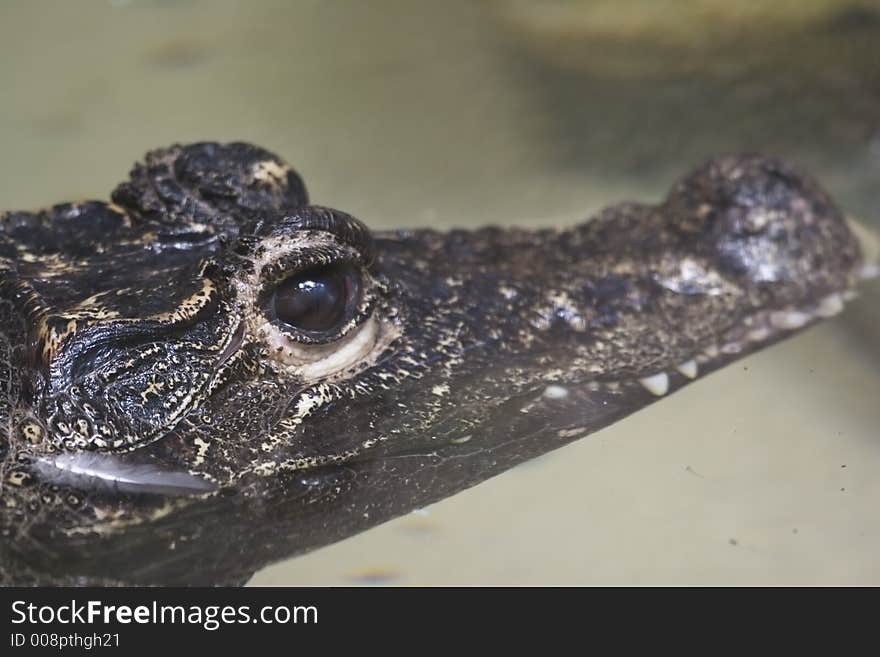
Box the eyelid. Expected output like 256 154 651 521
261 207 375 265
258 244 363 286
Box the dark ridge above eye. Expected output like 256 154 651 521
110 142 309 234
269 263 361 334
173 142 307 206
258 206 375 265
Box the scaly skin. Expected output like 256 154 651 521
0 143 865 585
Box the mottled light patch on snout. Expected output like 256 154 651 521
655 258 734 296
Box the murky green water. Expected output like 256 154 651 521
2 0 878 584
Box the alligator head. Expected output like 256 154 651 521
0 142 869 585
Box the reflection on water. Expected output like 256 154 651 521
1 0 878 584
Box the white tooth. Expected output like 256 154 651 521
639 372 669 396
748 327 772 342
815 294 844 318
770 310 811 330
704 345 719 359
675 360 698 379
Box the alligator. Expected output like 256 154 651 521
0 142 870 586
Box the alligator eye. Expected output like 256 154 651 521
269 263 361 334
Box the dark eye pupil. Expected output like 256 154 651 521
272 264 359 333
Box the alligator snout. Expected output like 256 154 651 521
665 154 863 306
